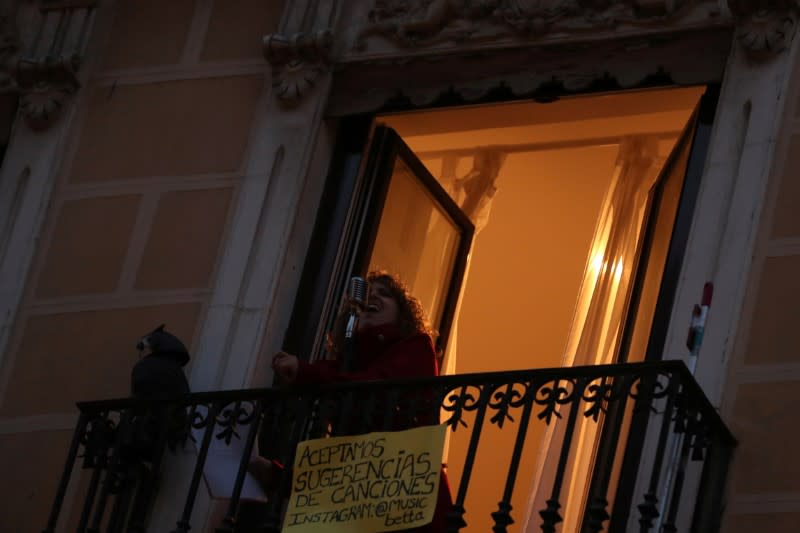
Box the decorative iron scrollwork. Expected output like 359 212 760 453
488 381 527 428
50 362 734 533
80 413 117 469
535 378 576 424
214 400 258 445
188 403 214 430
441 383 482 430
628 370 674 413
583 376 619 422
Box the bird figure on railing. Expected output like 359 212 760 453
128 324 192 460
132 324 191 399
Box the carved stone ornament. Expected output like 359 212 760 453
327 28 732 115
354 0 724 50
14 55 81 131
263 30 334 104
728 0 800 60
0 2 95 130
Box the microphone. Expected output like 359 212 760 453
345 277 368 340
348 276 369 312
343 276 368 371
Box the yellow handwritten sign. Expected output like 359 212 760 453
283 424 447 533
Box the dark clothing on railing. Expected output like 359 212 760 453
131 350 190 399
296 324 452 533
129 349 191 459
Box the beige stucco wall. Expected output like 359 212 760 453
0 1 283 530
719 51 800 531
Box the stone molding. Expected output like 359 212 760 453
262 29 334 105
353 0 726 51
327 28 732 114
261 0 342 105
262 1 799 106
728 0 800 61
0 2 95 131
12 54 81 131
349 1 800 65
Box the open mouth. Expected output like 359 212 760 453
366 303 380 312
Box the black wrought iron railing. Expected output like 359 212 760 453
44 360 734 533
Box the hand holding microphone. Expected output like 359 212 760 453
272 278 368 381
344 276 368 339
346 276 369 310
343 276 368 371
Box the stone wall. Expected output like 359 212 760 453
720 46 800 533
0 1 282 530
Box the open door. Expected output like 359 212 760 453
284 87 713 532
524 102 705 533
315 125 474 363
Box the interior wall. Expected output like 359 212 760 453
385 87 703 377
455 145 617 374
446 144 617 531
383 86 702 532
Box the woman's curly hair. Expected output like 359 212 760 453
367 271 432 338
326 271 432 356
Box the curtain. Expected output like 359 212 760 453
562 135 664 367
524 134 666 532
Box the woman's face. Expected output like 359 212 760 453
358 280 399 330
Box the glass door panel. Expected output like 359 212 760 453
368 156 463 345
340 125 474 359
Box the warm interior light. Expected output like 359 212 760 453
377 86 704 533
591 252 604 274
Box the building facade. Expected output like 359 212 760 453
0 0 798 531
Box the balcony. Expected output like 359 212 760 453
44 360 734 533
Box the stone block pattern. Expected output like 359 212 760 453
102 0 197 69
722 46 800 532
0 431 73 533
201 0 285 61
69 76 263 183
0 1 281 530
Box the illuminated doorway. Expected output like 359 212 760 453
287 86 710 531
